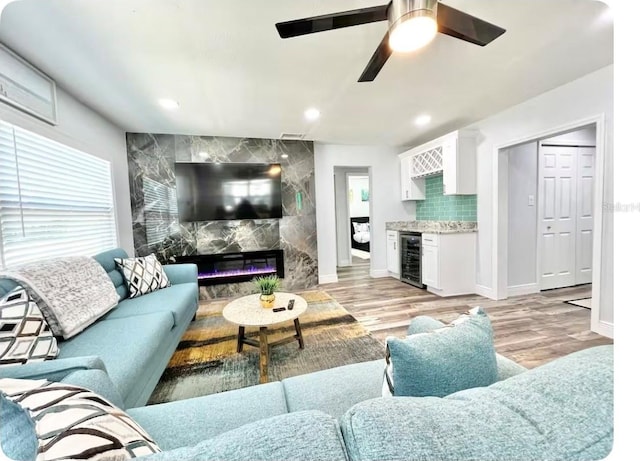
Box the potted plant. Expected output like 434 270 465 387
253 274 280 308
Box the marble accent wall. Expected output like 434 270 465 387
126 133 317 298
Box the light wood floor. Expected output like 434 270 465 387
321 263 612 369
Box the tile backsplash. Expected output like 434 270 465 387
415 174 477 221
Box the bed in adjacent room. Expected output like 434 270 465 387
350 217 370 253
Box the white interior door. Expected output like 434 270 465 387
576 147 595 284
539 144 577 290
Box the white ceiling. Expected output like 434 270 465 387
0 0 613 147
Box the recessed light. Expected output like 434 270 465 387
304 108 321 121
415 114 432 126
281 154 289 159
158 98 180 110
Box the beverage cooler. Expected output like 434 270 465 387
399 232 423 288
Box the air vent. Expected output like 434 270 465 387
280 133 305 141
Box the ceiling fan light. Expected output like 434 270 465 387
389 14 437 53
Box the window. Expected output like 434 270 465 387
0 121 117 269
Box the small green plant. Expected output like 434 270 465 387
253 274 280 295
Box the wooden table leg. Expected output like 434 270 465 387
237 326 245 353
294 318 304 349
259 326 269 384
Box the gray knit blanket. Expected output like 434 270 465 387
0 257 119 339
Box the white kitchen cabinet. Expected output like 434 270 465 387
421 232 475 296
421 243 440 288
442 132 477 195
399 129 477 195
386 230 400 278
400 156 425 201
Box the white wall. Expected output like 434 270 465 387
315 144 415 282
334 167 368 267
507 141 538 288
348 176 370 218
542 125 597 145
468 64 613 328
0 86 134 254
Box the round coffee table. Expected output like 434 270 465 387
222 292 308 384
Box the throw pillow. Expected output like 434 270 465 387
383 307 498 397
0 286 59 367
0 378 161 460
114 254 171 298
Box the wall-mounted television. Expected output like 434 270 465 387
175 162 283 222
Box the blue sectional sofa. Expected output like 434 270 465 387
0 248 199 409
22 316 612 461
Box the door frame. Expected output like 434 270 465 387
493 114 610 337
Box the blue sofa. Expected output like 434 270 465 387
0 248 199 409
32 317 612 461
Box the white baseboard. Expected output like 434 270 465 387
507 283 540 297
592 320 613 339
475 284 497 300
318 274 338 284
370 269 390 279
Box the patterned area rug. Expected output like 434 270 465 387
149 291 384 404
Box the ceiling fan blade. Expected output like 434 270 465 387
276 4 389 39
358 32 392 82
437 3 506 46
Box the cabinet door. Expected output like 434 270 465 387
400 157 425 200
422 245 440 288
442 138 457 195
386 232 399 274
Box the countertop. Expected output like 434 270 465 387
385 221 477 234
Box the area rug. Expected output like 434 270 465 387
148 291 384 404
565 297 592 309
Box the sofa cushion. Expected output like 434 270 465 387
0 391 37 461
103 283 198 328
0 286 59 367
384 307 498 397
128 382 288 450
93 248 129 301
115 254 171 299
341 345 613 461
282 359 385 419
140 410 348 461
1 378 161 460
57 312 174 400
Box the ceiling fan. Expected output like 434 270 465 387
275 0 506 82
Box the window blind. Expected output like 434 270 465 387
0 121 117 269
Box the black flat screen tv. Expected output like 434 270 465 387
175 162 283 222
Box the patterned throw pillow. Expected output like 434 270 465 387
0 287 59 367
0 378 161 460
383 307 498 397
114 254 171 298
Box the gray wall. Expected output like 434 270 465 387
126 133 317 298
507 141 538 288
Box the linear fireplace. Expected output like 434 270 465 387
175 250 285 286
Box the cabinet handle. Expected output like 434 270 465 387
394 242 396 250
405 190 408 198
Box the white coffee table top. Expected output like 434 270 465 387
222 292 308 327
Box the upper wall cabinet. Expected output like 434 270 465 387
399 130 477 196
400 156 426 201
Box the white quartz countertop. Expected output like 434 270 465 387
386 221 477 234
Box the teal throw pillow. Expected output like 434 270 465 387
384 307 498 397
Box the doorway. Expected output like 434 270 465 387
506 124 596 303
333 167 371 281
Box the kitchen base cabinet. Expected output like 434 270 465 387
386 230 400 279
422 232 475 297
